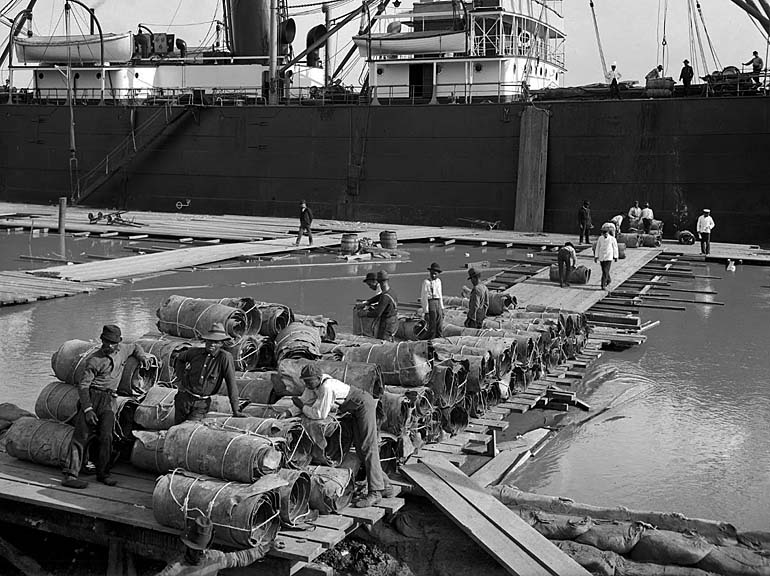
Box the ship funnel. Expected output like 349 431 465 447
226 0 270 56
306 24 327 67
175 38 187 58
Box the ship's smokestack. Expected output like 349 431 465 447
226 0 270 56
175 38 187 58
306 24 327 68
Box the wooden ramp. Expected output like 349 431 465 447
402 455 591 576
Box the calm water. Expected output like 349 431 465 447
2 231 769 530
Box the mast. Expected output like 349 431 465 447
65 0 80 201
269 0 278 104
729 0 770 35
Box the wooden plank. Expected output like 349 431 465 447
469 418 509 430
419 456 591 576
339 507 384 526
270 536 323 562
309 515 354 532
420 443 460 455
277 527 345 549
476 411 504 421
401 460 553 576
464 424 487 433
377 497 405 515
471 448 532 487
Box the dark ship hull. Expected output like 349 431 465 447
1 94 767 243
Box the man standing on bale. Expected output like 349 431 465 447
292 364 395 507
421 262 444 338
594 228 619 291
557 241 577 288
360 270 398 341
295 200 313 246
62 325 152 489
465 268 489 328
173 322 244 424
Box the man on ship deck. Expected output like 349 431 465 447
62 324 152 489
744 51 764 87
645 64 664 81
680 59 694 89
606 62 622 99
172 322 244 424
292 364 395 507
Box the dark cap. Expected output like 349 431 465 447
468 268 480 279
363 272 377 283
301 364 323 381
683 59 689 64
100 324 122 343
181 515 213 551
376 270 389 282
427 262 442 273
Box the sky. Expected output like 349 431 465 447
2 0 768 86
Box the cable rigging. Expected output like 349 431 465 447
588 0 607 80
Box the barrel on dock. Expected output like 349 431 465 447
340 233 359 254
379 230 398 249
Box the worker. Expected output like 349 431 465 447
628 200 642 230
743 50 763 87
465 268 489 328
680 59 694 89
578 200 592 244
293 364 395 507
156 515 269 576
421 262 444 338
640 202 654 234
606 62 622 99
295 200 313 246
645 64 664 80
172 322 244 425
556 242 577 288
360 270 398 341
696 208 716 255
62 324 152 489
357 271 382 307
610 214 623 235
594 227 619 290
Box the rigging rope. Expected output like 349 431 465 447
696 1 721 69
660 0 668 70
589 0 608 80
688 0 709 74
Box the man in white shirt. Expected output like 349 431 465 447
606 62 622 99
696 208 716 255
421 262 444 339
640 202 654 234
593 228 619 290
293 364 394 507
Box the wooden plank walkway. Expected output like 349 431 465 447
504 247 662 313
0 445 401 573
0 271 118 306
402 455 591 576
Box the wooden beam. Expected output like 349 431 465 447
0 534 53 576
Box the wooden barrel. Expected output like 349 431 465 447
340 233 359 254
379 230 398 249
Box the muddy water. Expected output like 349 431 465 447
2 231 769 531
514 263 770 531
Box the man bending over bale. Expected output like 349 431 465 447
173 322 244 424
62 324 152 489
293 364 395 507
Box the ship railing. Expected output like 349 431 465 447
369 81 526 104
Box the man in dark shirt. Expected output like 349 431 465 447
172 322 243 424
578 200 592 244
62 324 151 489
679 59 694 89
295 200 314 246
362 270 398 341
464 268 489 328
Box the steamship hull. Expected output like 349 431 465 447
1 95 768 244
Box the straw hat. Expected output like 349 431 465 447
200 322 229 341
468 268 481 280
427 262 442 274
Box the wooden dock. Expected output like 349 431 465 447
0 442 402 576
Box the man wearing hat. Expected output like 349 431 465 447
292 364 395 508
640 202 654 234
465 268 489 328
62 325 152 489
696 209 716 255
359 270 398 340
295 200 313 246
421 262 444 338
605 62 622 99
680 59 694 89
156 514 270 575
172 322 244 425
645 64 664 81
361 271 382 305
578 200 592 244
593 227 619 290
743 50 763 88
